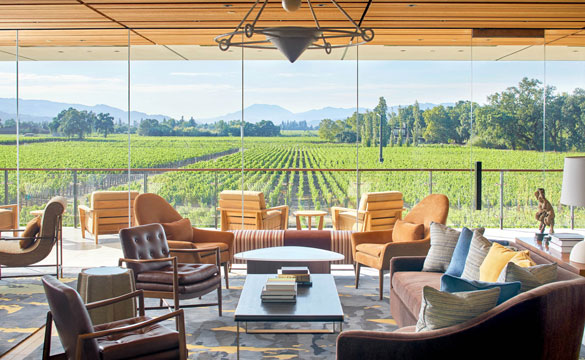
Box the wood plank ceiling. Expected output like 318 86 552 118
0 0 583 47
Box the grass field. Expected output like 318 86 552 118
0 134 581 229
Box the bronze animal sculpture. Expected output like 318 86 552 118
535 188 555 234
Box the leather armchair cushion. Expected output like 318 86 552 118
119 224 173 275
161 218 193 243
137 263 219 285
392 271 442 319
20 216 41 249
356 243 384 257
391 220 424 243
137 274 221 294
94 316 179 360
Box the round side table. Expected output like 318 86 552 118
77 266 136 325
293 210 328 230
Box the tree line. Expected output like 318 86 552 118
318 78 585 151
137 118 281 137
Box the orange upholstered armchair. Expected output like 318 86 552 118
133 193 234 288
352 194 449 299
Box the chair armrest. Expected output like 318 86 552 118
192 227 234 248
268 205 288 212
382 241 430 272
86 290 145 316
351 230 393 259
0 204 18 211
76 309 186 360
78 205 91 212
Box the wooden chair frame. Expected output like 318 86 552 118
0 204 19 236
119 246 222 315
331 207 403 232
42 289 187 360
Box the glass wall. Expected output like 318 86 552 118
0 28 583 235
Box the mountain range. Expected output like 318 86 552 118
0 98 452 126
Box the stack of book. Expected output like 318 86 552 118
277 266 312 286
261 277 297 303
548 233 585 255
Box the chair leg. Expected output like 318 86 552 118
379 269 384 300
42 312 52 360
355 262 361 289
223 262 230 289
217 284 223 317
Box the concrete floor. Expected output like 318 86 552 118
4 226 584 277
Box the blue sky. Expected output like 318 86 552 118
0 59 583 119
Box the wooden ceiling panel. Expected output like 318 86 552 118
0 5 108 22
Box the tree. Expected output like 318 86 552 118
422 105 451 143
374 97 389 146
412 101 423 146
318 119 340 142
56 108 90 139
95 112 115 138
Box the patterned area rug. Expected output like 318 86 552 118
5 273 585 359
24 273 396 359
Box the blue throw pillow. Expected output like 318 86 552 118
440 274 521 305
445 227 473 277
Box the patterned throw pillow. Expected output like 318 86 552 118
422 223 462 272
416 286 500 332
461 231 492 281
497 262 557 292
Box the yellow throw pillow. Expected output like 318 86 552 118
479 243 527 282
509 251 537 268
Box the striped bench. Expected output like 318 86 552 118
230 229 354 265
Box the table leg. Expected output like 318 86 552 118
318 216 324 230
296 216 302 230
308 216 312 230
237 322 240 360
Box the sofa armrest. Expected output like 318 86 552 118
390 256 426 275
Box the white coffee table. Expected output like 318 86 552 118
234 246 344 274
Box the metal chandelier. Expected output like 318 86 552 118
214 0 374 63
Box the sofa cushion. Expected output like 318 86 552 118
416 286 500 332
422 223 462 272
440 274 521 305
392 220 424 243
498 262 557 292
509 251 537 268
461 231 492 281
356 243 383 257
444 227 473 277
392 271 442 318
161 218 193 242
479 243 532 282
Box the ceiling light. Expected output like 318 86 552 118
215 0 374 63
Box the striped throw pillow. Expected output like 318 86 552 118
461 231 492 281
416 286 500 332
422 223 462 272
497 262 557 292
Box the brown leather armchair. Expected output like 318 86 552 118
119 223 222 314
42 275 187 360
134 193 233 288
352 194 449 299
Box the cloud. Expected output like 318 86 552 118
131 83 237 93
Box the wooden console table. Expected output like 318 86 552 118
516 237 585 277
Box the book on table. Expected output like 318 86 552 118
261 277 297 303
278 266 312 284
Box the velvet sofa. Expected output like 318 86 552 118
337 242 585 360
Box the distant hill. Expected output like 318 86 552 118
0 98 456 126
0 98 171 124
200 102 454 125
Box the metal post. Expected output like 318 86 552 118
499 171 504 230
143 172 148 193
571 205 575 230
73 170 78 228
4 170 7 205
214 172 218 229
428 171 432 195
